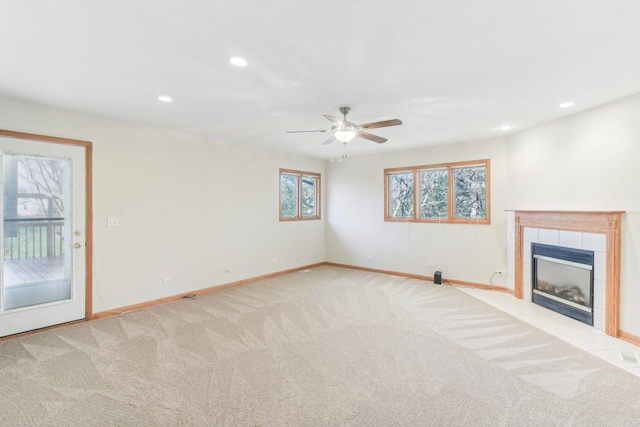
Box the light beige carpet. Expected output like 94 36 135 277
1 266 640 426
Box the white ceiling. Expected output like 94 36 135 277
2 1 640 159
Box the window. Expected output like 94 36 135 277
384 159 490 224
279 169 321 220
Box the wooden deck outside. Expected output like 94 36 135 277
3 256 64 287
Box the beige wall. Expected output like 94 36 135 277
0 97 325 313
325 137 509 287
3 90 639 337
507 92 640 336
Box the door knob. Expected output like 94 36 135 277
73 242 82 249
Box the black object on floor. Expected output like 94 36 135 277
434 271 442 285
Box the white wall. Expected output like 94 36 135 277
0 97 325 313
5 89 638 336
325 138 509 286
507 92 640 336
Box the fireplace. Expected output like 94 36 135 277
513 211 622 336
531 243 594 325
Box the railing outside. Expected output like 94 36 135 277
4 219 65 260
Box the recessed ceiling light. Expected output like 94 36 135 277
230 57 248 67
497 125 512 131
559 101 575 108
158 95 172 103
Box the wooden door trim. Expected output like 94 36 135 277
0 129 94 320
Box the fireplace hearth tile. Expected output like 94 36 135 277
593 308 605 331
583 232 606 252
523 240 532 261
539 228 559 245
594 281 606 311
559 230 583 249
594 252 607 282
523 227 539 243
460 283 639 375
533 322 602 338
561 334 638 351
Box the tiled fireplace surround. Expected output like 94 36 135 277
514 211 622 337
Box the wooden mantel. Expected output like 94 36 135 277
514 210 623 337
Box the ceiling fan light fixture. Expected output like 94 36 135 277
229 57 248 67
286 106 400 146
334 128 357 143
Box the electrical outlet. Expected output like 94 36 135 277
427 262 435 268
107 217 119 227
272 258 278 264
367 255 374 260
162 277 173 285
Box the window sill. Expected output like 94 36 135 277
384 217 491 225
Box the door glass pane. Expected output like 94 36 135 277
3 155 71 310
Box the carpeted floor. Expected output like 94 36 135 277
1 266 640 426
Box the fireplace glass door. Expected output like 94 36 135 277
532 243 594 325
535 257 592 308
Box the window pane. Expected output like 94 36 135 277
3 155 71 310
388 171 414 218
301 175 317 217
280 174 297 218
453 165 487 219
419 169 448 218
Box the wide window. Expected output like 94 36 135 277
279 169 321 221
384 159 490 224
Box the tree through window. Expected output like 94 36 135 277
279 169 321 221
385 160 490 224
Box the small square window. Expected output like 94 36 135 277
279 169 321 221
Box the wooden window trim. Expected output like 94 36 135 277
384 159 490 224
279 168 321 221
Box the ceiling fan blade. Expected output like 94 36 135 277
286 130 327 133
359 119 402 129
358 131 387 144
323 115 340 123
322 136 338 145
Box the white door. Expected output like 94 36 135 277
0 136 86 337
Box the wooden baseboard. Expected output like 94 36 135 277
617 330 640 346
6 261 512 339
325 262 434 281
95 261 510 320
92 262 326 319
325 262 511 293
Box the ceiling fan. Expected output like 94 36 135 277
287 106 402 145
